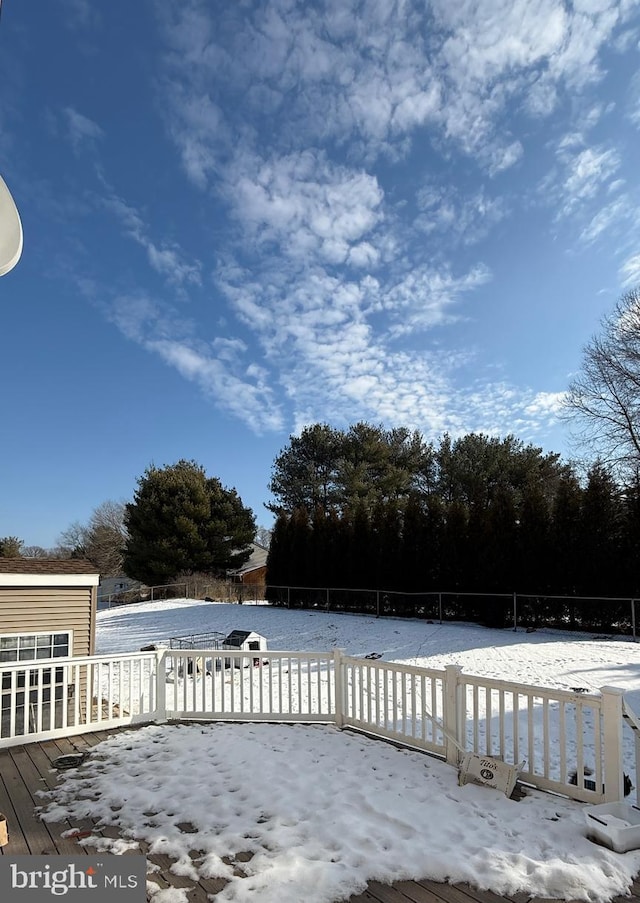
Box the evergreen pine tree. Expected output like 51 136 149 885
265 512 289 602
123 460 255 586
579 462 623 625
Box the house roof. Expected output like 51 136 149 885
228 542 268 576
224 630 265 645
0 558 98 575
0 558 100 587
225 630 253 642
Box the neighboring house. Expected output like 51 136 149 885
0 558 100 662
97 574 147 609
227 542 268 586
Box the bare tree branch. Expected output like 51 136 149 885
565 287 640 475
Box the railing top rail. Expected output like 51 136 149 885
165 648 335 661
342 654 446 680
461 671 603 703
0 650 159 671
623 697 640 728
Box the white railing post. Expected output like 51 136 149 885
601 685 625 802
443 664 464 766
334 649 345 728
155 650 168 723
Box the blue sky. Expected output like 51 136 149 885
2 0 640 549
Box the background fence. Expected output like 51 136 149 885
97 580 265 609
265 585 640 636
97 579 640 636
97 582 189 609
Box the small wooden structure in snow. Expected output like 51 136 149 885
223 630 268 668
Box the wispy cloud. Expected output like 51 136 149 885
523 391 566 419
62 0 101 30
541 139 623 229
108 293 283 433
620 253 640 289
102 194 202 289
579 196 630 244
415 184 508 246
62 107 104 154
215 253 560 443
562 146 621 209
628 69 640 128
382 264 492 337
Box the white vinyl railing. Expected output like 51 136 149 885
0 651 159 746
339 656 627 803
339 656 450 758
457 671 624 804
0 649 633 804
161 649 335 722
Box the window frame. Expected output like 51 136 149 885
0 630 72 665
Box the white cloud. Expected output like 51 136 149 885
108 293 283 433
487 141 524 176
102 194 202 289
579 196 630 243
563 146 621 205
161 83 230 189
523 391 567 418
145 244 202 288
382 264 492 337
156 0 635 181
63 107 104 153
227 150 384 267
148 339 283 432
215 254 561 444
525 75 559 117
620 253 640 289
415 184 508 245
628 69 640 127
544 140 623 224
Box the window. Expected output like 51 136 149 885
0 631 73 732
0 632 70 664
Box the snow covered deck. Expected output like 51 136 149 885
3 728 640 903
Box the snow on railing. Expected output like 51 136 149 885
0 649 630 804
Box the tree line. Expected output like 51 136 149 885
265 426 640 627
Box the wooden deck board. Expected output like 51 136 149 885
392 879 446 902
2 729 640 903
416 881 508 903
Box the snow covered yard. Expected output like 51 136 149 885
37 600 640 903
95 599 640 708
